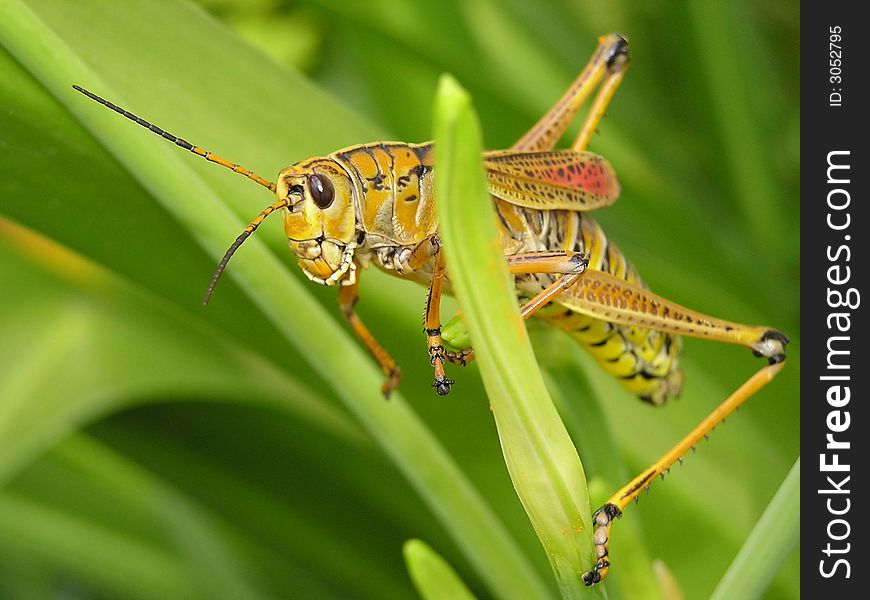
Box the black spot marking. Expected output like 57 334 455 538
600 503 622 521
367 173 386 191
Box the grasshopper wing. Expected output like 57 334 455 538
484 150 620 211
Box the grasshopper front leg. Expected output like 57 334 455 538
338 277 401 398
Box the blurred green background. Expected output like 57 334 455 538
0 0 798 599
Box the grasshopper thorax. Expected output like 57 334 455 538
279 157 359 286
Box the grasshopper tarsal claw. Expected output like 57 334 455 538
432 378 455 396
445 348 474 367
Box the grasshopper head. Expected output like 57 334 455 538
278 157 359 286
69 86 364 301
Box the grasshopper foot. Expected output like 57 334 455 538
432 377 455 396
582 503 622 586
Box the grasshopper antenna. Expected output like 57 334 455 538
202 198 289 305
72 85 276 192
73 85 284 303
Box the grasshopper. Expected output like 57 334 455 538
74 33 788 585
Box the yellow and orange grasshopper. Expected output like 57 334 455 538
74 34 788 585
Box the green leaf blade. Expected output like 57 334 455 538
434 74 601 599
404 539 479 600
710 457 800 600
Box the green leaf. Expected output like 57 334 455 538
539 337 662 600
433 74 599 599
0 219 364 485
404 539 479 600
685 3 785 260
4 432 350 599
0 492 198 600
710 457 800 600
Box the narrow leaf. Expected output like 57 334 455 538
404 539 479 600
434 74 600 599
709 457 800 600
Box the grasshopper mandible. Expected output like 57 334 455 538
74 33 788 585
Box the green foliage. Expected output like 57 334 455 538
711 458 801 600
404 539 479 600
0 1 798 599
434 75 599 599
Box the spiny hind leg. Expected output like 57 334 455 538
513 33 630 152
552 269 789 585
446 255 789 372
582 360 787 586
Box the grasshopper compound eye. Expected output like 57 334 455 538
309 174 335 209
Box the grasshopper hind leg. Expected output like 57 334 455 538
544 269 791 585
513 34 629 153
581 346 788 586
